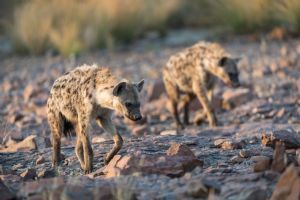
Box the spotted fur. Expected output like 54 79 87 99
163 42 240 128
47 64 144 173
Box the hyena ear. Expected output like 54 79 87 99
135 79 144 92
113 82 127 96
233 57 242 64
218 57 228 67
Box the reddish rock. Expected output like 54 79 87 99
1 135 51 153
166 143 195 157
261 129 300 149
37 169 55 178
271 142 288 173
214 138 245 150
160 129 177 136
103 143 203 178
132 124 148 136
251 156 271 172
0 135 37 153
222 88 252 109
270 164 300 200
20 168 37 181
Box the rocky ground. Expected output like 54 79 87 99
0 31 300 200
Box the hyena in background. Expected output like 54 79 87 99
47 64 144 174
163 42 240 128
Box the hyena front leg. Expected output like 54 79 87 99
192 80 217 127
75 124 85 170
181 93 195 125
48 111 63 167
194 90 213 125
96 115 123 165
78 113 93 174
163 77 183 129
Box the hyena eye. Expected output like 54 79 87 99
125 102 132 107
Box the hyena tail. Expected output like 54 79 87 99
61 114 75 137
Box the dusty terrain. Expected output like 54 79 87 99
0 32 300 200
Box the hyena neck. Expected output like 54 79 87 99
95 89 115 110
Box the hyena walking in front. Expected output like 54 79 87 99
47 64 144 173
163 42 240 128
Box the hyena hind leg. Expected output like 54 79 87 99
48 111 63 167
181 93 195 125
163 77 183 129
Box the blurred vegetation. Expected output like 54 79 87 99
1 0 300 55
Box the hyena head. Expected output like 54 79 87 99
113 80 144 121
218 57 240 87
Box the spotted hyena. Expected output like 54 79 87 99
163 42 240 128
47 64 144 173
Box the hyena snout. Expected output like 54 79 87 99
228 72 240 88
127 111 142 121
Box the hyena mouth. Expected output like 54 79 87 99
229 74 240 87
126 114 142 121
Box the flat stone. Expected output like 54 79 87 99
261 129 300 149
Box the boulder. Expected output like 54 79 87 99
251 156 271 172
270 164 300 200
103 143 203 178
271 142 287 173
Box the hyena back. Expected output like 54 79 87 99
47 64 144 174
163 42 240 128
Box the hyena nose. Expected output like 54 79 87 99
134 114 142 121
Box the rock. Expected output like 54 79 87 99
86 167 105 179
271 142 288 173
251 156 271 172
160 129 177 136
0 179 15 200
270 164 300 200
12 163 23 171
37 169 56 178
214 138 245 150
239 149 259 158
235 187 268 200
0 135 37 153
92 136 106 144
261 129 300 149
132 124 148 136
1 135 50 152
36 155 45 165
222 88 252 109
103 143 203 178
185 179 220 198
229 155 245 164
166 143 195 157
20 168 37 181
